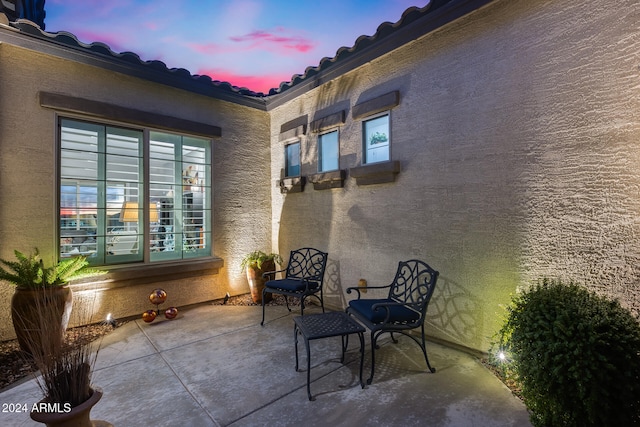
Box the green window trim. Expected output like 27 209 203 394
59 118 212 266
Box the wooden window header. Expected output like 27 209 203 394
352 91 400 120
310 110 346 133
39 92 221 138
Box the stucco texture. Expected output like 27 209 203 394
1 0 639 354
269 0 640 352
0 43 271 339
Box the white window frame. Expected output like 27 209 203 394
362 112 391 164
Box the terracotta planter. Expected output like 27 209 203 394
247 260 274 304
11 286 73 354
30 387 111 427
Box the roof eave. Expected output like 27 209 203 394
264 0 495 110
0 19 269 110
0 0 493 111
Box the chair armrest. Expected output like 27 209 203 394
371 300 406 324
346 283 392 299
262 268 286 279
345 286 362 299
299 276 321 292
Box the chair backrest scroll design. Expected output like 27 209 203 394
285 247 328 283
388 260 439 315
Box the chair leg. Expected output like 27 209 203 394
260 288 267 326
420 324 436 373
390 332 399 344
367 330 379 385
285 296 292 312
300 296 305 315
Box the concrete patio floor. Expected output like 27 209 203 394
0 303 532 426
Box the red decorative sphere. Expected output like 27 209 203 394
142 310 157 323
164 307 178 320
149 288 167 305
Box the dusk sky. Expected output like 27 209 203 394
44 0 425 93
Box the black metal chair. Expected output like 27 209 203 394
261 248 328 326
346 259 439 384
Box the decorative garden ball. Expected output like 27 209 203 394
164 307 178 319
142 310 157 323
149 288 167 305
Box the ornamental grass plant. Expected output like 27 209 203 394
15 286 103 409
496 279 640 427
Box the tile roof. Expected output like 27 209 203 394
2 0 490 107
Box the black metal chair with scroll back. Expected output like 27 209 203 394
260 248 328 326
346 259 439 385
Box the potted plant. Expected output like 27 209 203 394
240 251 283 304
0 248 104 354
22 279 110 427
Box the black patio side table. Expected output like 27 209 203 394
293 311 366 401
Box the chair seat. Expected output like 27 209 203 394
348 298 420 323
266 278 319 292
261 247 328 326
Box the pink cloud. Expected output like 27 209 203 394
187 42 226 55
196 68 293 93
143 21 159 31
229 28 315 54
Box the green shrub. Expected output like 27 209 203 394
498 279 640 427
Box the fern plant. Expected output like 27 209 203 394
0 249 104 288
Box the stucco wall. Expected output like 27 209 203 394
1 0 639 354
0 43 272 340
269 0 640 352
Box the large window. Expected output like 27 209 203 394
363 113 390 164
318 130 339 172
59 118 211 265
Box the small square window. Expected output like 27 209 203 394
318 130 339 172
363 114 390 164
285 141 300 177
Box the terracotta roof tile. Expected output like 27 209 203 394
4 1 485 102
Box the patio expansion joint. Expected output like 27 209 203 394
138 320 224 425
227 356 363 425
156 321 273 353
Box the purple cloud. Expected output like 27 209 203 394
229 28 315 54
187 41 226 55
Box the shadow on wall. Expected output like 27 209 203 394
323 258 347 310
277 163 341 307
425 275 482 349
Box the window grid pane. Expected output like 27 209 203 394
150 135 180 259
60 119 143 264
149 133 211 261
181 141 210 255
